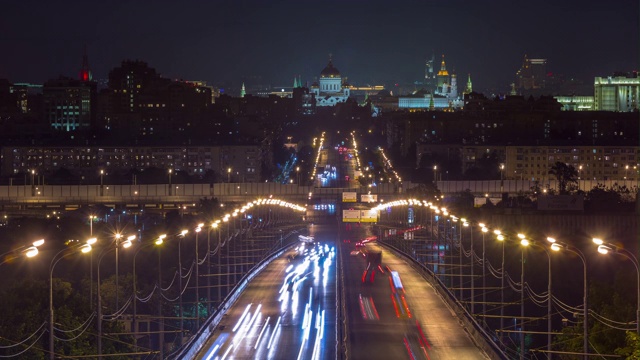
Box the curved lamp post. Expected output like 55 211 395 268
132 235 164 355
50 241 93 360
178 229 188 345
549 238 588 360
0 238 44 266
518 234 529 360
96 234 132 357
593 237 639 335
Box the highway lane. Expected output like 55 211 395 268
342 225 489 360
195 224 337 360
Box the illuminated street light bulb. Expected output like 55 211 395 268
123 240 132 248
478 223 485 228
517 233 526 239
481 227 488 233
546 237 556 243
180 230 188 236
25 246 38 257
592 238 604 245
81 244 92 253
115 233 122 239
493 230 501 235
33 239 45 247
127 235 136 241
87 238 97 245
195 227 201 233
597 245 611 254
550 243 561 251
520 239 530 246
497 235 505 241
212 223 219 229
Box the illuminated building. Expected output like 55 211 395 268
515 55 547 91
554 95 595 111
594 73 639 112
1 145 262 181
310 56 351 107
43 77 96 131
424 54 435 90
432 55 457 99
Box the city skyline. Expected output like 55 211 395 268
0 0 637 93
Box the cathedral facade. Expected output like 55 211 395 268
310 57 351 106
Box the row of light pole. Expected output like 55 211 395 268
13 197 301 358
376 199 639 360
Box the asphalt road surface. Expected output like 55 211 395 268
195 224 337 360
342 225 489 360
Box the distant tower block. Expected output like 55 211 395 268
79 46 92 81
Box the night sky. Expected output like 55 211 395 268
0 0 637 93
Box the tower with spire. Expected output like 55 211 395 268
436 55 449 89
463 74 473 95
240 82 246 97
79 46 92 82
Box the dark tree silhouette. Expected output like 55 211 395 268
548 162 578 194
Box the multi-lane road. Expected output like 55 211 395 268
194 223 487 359
196 224 337 360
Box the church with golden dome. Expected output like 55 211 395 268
310 56 351 106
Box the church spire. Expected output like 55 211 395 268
464 73 473 95
79 45 92 81
240 82 246 97
436 54 449 76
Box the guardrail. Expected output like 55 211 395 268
173 230 302 360
376 233 508 360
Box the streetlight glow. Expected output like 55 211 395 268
597 245 611 254
520 239 529 246
592 238 604 245
25 246 38 258
33 239 45 247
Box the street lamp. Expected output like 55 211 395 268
433 165 438 184
132 236 163 355
31 169 36 196
178 229 188 345
100 170 104 196
168 169 173 196
500 164 505 193
50 241 93 360
195 224 203 330
209 222 220 314
480 224 488 323
0 238 44 266
113 233 135 312
593 238 640 336
517 233 529 360
550 238 588 359
296 166 300 185
227 167 232 183
494 230 506 344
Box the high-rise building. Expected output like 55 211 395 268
425 54 435 89
515 55 547 91
594 72 639 112
43 77 96 131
